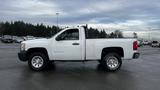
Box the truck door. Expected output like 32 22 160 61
52 29 82 60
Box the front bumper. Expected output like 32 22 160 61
18 51 27 61
133 52 140 59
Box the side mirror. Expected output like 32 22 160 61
56 36 62 41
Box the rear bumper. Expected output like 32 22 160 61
133 52 140 59
18 51 27 61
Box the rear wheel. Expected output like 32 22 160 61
28 52 49 71
97 60 102 64
101 53 122 72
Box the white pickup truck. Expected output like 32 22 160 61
18 26 139 71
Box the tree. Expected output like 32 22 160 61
109 32 115 38
0 22 5 35
114 30 123 38
0 21 61 37
133 32 138 38
99 30 107 38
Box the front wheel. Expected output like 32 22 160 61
28 52 49 71
101 53 122 72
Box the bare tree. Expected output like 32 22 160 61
114 30 123 38
133 32 138 38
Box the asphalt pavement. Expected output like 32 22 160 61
0 42 160 90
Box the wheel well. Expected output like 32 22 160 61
26 48 49 60
101 47 124 59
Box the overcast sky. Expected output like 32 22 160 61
0 0 160 30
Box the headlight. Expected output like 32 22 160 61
21 43 26 51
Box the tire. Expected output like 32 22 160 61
28 52 49 71
101 52 122 72
97 60 102 64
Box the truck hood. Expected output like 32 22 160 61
22 38 50 50
22 38 49 44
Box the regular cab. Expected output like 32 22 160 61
18 26 139 72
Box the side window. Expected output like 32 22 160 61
56 29 79 40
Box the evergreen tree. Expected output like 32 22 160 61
0 21 124 39
0 21 61 37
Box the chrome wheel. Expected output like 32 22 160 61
106 56 119 70
31 56 44 68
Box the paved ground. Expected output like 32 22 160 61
0 42 160 90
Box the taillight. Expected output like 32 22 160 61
133 41 138 50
